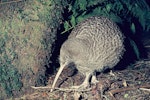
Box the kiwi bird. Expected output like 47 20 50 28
51 16 125 91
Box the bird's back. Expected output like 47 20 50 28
61 16 125 73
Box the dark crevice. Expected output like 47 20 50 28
45 6 73 76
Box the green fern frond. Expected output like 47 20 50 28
78 0 87 11
65 0 150 33
129 39 140 60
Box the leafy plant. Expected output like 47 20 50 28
129 38 140 59
62 0 150 33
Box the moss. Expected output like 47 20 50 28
0 37 22 97
0 0 68 98
0 63 22 96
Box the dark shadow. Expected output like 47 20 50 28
45 29 71 76
114 17 148 71
45 6 75 76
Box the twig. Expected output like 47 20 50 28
139 88 150 92
144 45 150 48
31 86 91 92
109 84 150 96
61 26 74 34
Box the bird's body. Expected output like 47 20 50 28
51 16 125 91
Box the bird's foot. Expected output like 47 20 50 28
70 82 90 90
91 75 99 84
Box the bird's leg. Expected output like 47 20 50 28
71 72 92 89
91 73 99 84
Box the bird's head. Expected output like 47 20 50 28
51 41 72 92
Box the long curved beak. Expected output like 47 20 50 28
51 63 66 92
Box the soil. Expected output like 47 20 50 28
14 60 150 100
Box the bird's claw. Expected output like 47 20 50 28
70 82 90 90
91 75 99 84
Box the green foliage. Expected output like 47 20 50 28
130 23 136 34
0 36 22 97
63 0 150 33
64 21 70 32
129 39 140 60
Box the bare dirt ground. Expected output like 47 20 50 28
14 60 150 100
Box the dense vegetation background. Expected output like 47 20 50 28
0 0 149 99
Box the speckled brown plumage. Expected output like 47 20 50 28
51 16 125 91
